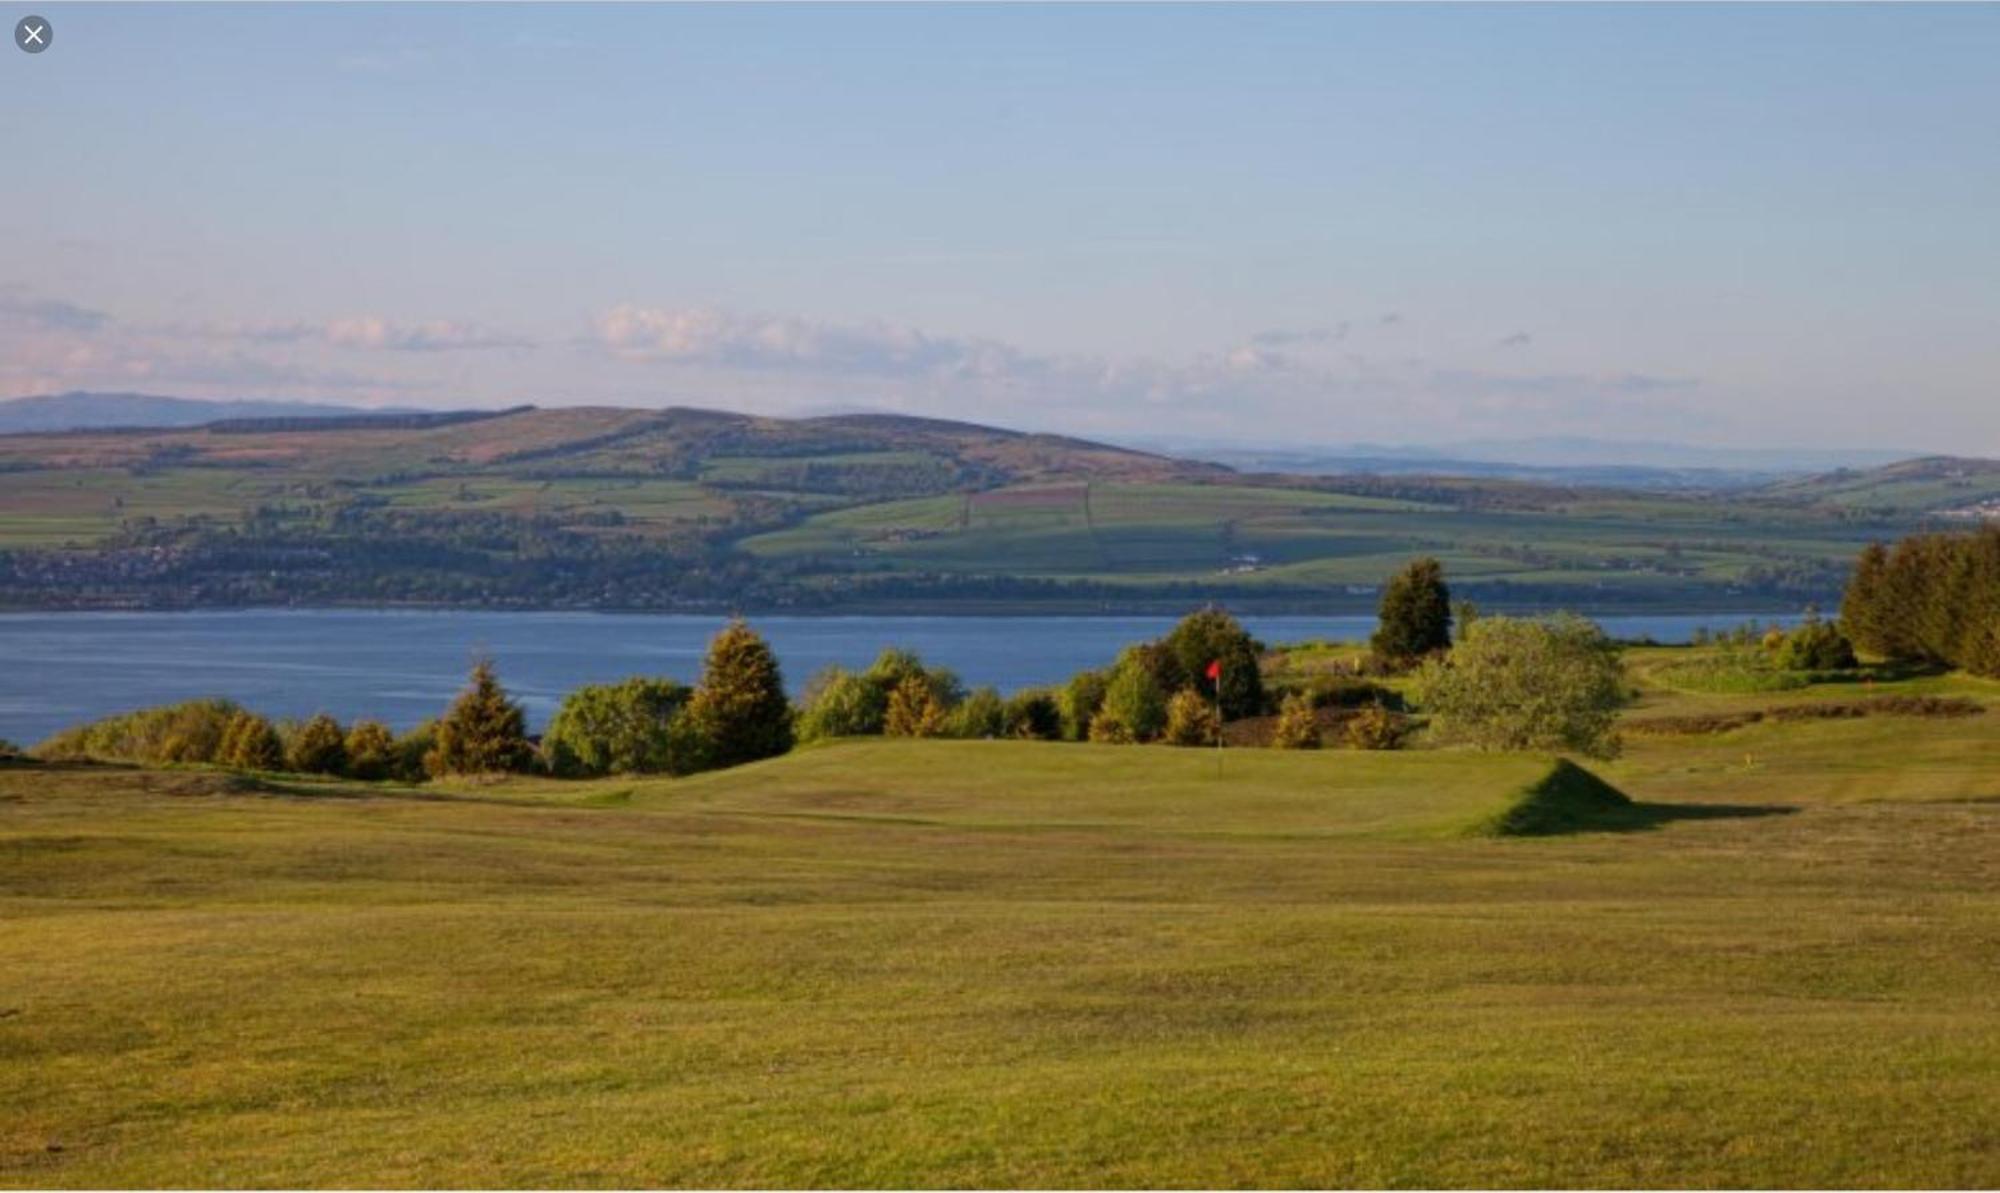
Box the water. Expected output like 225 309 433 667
0 608 1801 744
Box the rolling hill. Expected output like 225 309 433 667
0 402 1985 613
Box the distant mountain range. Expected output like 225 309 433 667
0 392 405 435
1127 434 1922 488
0 392 1956 489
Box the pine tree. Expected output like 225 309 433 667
427 659 534 776
684 620 794 769
1371 557 1453 667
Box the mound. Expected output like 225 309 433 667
1461 758 1636 837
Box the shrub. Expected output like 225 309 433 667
1003 688 1064 741
427 659 535 776
1161 687 1221 747
1371 557 1452 667
947 686 1006 739
865 649 964 709
1060 669 1111 741
392 721 437 782
796 667 886 741
34 698 240 766
285 713 348 775
1772 619 1858 672
682 620 794 769
1416 614 1626 759
1345 703 1404 750
885 674 950 737
343 720 397 780
218 710 283 770
1271 691 1321 749
543 677 692 776
1092 664 1166 743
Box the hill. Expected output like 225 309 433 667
0 402 1971 613
1757 455 2000 518
0 392 404 435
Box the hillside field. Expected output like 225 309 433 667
4 658 1998 1187
0 406 1982 611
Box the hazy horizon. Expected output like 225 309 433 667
6 3 1998 454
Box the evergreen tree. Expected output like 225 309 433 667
427 659 534 776
684 620 794 769
1371 557 1453 667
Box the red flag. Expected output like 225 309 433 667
1205 659 1222 682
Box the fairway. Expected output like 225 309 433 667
5 733 1997 1188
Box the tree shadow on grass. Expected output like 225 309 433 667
1599 801 1800 833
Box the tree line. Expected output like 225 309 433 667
1842 526 2000 677
27 557 1644 777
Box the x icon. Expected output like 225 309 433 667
15 15 50 52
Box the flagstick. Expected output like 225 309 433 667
1214 660 1224 779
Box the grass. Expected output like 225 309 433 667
5 685 1999 1186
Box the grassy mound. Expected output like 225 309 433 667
1461 758 1636 837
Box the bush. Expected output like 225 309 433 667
543 677 693 776
285 713 348 775
947 686 1006 739
1772 619 1858 672
884 674 949 737
796 667 886 741
1371 557 1452 667
392 721 437 782
343 720 397 780
218 710 283 770
682 620 794 769
1092 664 1166 743
1416 614 1626 759
1161 687 1221 746
1060 669 1111 741
34 698 240 766
1271 691 1321 749
426 659 535 776
1345 703 1404 750
1003 688 1063 741
865 649 964 709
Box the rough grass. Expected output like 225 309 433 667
4 720 1999 1188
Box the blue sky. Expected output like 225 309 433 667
4 3 1998 450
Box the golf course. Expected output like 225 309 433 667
5 646 1996 1188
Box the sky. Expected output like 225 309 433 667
4 2 1998 452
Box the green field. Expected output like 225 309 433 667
6 661 1998 1187
0 408 1959 610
